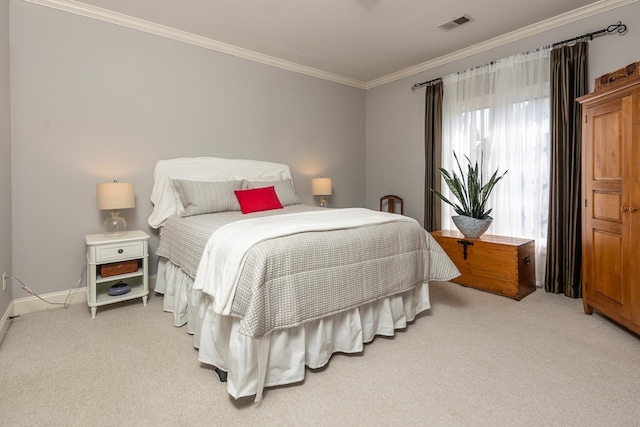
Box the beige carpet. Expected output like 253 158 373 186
1 281 639 426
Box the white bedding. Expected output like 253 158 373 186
156 258 434 399
155 215 459 400
193 208 419 316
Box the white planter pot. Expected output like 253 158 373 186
452 215 492 239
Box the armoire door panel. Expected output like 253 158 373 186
593 192 623 222
593 111 622 180
592 230 623 304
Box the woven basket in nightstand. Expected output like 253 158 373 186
99 260 139 277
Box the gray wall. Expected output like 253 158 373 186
0 0 11 313
8 0 640 300
10 1 365 296
366 2 640 226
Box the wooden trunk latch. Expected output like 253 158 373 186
456 239 474 260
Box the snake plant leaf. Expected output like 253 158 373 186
431 151 507 220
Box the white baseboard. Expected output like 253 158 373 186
0 300 14 347
13 287 88 316
12 275 157 316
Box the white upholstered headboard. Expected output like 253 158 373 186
148 157 293 228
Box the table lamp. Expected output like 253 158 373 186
312 177 332 208
97 181 135 236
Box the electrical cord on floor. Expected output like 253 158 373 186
12 264 86 309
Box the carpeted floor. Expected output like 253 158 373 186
1 281 639 426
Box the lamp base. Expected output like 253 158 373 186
319 197 328 208
103 211 127 236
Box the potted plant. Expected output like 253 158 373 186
432 152 507 238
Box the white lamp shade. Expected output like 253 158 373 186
97 182 135 210
312 178 332 196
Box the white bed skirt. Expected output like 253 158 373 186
155 258 431 399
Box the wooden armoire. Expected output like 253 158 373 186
578 75 640 336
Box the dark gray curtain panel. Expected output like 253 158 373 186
424 80 443 232
545 42 587 297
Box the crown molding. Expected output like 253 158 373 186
365 0 639 89
22 0 638 91
22 0 367 90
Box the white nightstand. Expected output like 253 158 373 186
85 230 149 319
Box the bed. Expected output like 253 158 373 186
150 157 459 401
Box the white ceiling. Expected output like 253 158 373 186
28 0 632 87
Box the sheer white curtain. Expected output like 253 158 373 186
441 48 551 284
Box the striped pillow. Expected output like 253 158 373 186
172 179 243 216
244 178 301 206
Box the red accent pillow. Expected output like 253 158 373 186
234 186 283 214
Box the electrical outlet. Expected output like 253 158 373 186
2 272 6 291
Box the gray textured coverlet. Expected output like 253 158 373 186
156 205 459 338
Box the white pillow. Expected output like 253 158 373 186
172 179 243 216
244 178 301 206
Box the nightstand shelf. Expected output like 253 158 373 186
85 230 150 318
95 276 145 306
96 267 143 284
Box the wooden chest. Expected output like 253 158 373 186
431 230 536 300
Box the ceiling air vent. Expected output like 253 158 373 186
438 15 473 31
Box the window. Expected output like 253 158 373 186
441 49 551 284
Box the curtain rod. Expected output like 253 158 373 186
411 21 627 91
552 21 626 47
411 78 441 91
